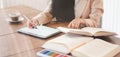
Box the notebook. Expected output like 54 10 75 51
18 26 60 38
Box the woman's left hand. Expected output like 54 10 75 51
68 18 85 29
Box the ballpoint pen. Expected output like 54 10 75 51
23 15 39 29
37 19 43 26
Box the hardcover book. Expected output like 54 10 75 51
42 34 120 57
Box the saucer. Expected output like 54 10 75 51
7 16 24 23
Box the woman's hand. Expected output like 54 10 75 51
68 19 85 29
84 19 97 27
26 19 38 29
68 18 98 29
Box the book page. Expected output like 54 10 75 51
81 27 107 35
72 39 120 57
82 27 116 36
57 27 71 33
57 27 115 36
42 34 93 54
57 27 93 36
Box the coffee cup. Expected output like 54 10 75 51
8 12 21 21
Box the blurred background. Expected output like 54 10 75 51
0 0 120 37
0 0 50 11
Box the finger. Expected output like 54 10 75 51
76 19 82 28
94 24 97 27
68 22 74 28
28 22 33 29
72 23 76 29
85 20 92 27
73 22 79 29
31 19 37 28
27 21 31 28
68 22 71 28
83 22 89 27
68 21 73 28
70 19 79 29
30 24 34 29
33 20 37 27
68 19 79 28
77 20 81 29
28 20 35 29
72 21 79 29
93 23 96 27
93 21 97 27
90 21 94 27
90 23 93 27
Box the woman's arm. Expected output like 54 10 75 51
27 1 53 28
68 0 104 28
33 1 53 24
84 0 104 27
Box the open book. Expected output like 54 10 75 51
42 34 120 57
57 27 117 37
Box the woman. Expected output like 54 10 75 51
27 0 103 29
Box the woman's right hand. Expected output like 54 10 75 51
27 19 38 29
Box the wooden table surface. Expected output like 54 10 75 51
0 5 120 57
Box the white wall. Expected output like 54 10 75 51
2 0 50 11
0 0 3 8
102 0 120 37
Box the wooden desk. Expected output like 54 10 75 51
0 5 40 36
0 6 120 57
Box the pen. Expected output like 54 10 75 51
37 19 43 26
23 15 38 29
